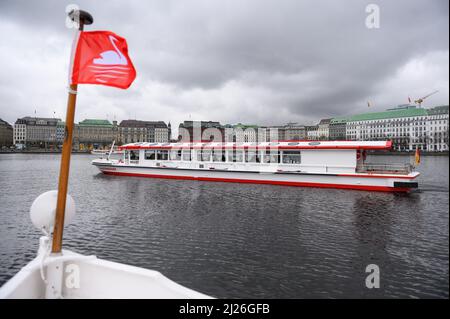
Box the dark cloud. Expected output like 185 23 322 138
0 0 448 132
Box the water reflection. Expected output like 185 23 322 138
0 154 448 298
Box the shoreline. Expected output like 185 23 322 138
368 151 449 156
0 150 92 154
1 150 448 156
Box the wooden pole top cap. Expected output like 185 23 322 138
68 9 94 26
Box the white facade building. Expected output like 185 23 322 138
13 122 26 145
13 117 61 147
224 124 268 143
345 105 448 152
318 119 332 140
306 126 319 140
154 127 169 143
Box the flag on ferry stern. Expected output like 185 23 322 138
70 31 136 89
415 148 421 165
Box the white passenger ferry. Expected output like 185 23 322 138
92 140 420 192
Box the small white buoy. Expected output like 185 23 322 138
30 190 76 234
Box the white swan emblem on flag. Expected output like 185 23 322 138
89 35 131 83
93 35 128 65
71 30 136 89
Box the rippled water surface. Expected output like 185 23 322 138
0 153 448 298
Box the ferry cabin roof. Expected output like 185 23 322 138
118 140 392 150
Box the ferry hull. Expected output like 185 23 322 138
94 163 418 192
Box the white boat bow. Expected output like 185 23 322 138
0 236 211 299
0 190 212 299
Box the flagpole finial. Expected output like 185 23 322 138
68 9 93 30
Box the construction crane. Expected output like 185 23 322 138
414 90 439 107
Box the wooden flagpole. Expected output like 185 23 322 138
51 10 93 253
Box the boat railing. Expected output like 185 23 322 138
357 162 414 175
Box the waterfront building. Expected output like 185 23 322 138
13 119 26 146
317 118 332 140
56 121 65 146
284 123 306 141
264 126 284 142
0 119 13 147
13 117 61 148
147 121 169 143
425 105 449 152
257 127 270 142
118 120 169 144
305 125 319 140
119 120 147 144
345 105 449 152
168 122 172 141
178 121 224 142
329 117 348 141
224 123 267 143
74 119 115 150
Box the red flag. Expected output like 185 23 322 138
70 31 136 89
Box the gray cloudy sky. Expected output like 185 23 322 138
0 0 448 135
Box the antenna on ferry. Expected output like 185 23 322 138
107 140 116 161
51 9 94 254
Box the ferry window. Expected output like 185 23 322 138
157 150 169 160
130 150 139 160
245 150 260 163
228 150 244 162
170 150 182 161
263 150 280 163
197 150 211 161
182 150 192 161
145 150 156 160
282 151 301 164
227 150 233 162
236 150 244 162
212 150 225 162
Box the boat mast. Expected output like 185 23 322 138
107 140 116 161
51 10 93 253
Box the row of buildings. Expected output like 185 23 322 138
177 121 331 143
177 104 448 152
1 104 448 152
6 118 171 150
0 118 13 147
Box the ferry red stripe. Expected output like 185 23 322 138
100 170 412 192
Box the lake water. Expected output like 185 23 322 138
0 153 448 298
